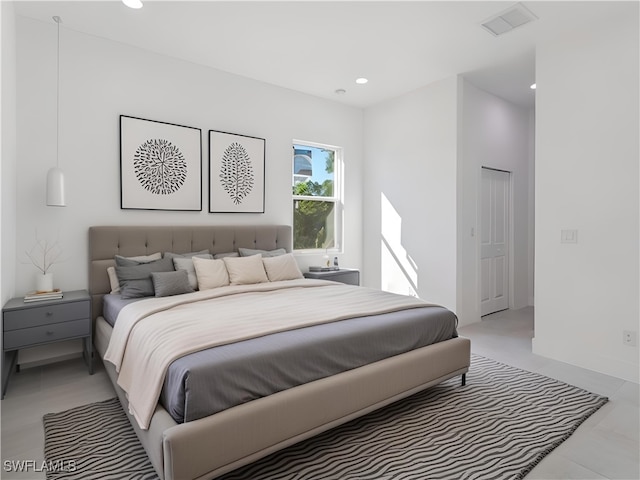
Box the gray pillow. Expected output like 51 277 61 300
114 252 162 267
151 270 195 297
172 254 213 290
238 248 287 258
164 250 210 260
115 256 175 299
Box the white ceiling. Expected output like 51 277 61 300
12 1 635 109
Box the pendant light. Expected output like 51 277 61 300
122 0 143 8
47 15 66 207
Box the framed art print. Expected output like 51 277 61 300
209 130 265 213
120 115 202 211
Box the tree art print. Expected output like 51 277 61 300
219 142 255 205
133 138 187 195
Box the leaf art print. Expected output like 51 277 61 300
120 115 202 211
134 139 187 195
208 130 264 213
219 142 255 205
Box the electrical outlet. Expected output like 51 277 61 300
623 330 637 347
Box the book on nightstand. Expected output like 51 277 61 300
309 266 340 272
23 289 63 302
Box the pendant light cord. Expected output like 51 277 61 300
54 16 61 169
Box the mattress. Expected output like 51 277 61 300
103 287 458 425
103 293 144 326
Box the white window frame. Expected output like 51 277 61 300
292 140 343 254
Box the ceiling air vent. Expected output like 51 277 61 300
481 3 538 36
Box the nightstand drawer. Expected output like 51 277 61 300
3 319 90 350
3 302 89 331
304 269 360 286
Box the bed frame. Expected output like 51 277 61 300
89 225 471 480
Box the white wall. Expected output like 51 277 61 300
14 16 364 296
363 77 459 312
534 10 639 382
527 109 535 307
457 80 532 326
1 2 17 306
362 76 532 326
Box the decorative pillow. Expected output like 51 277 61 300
173 255 213 290
262 253 304 282
109 252 162 293
114 252 162 267
115 256 175 299
213 252 239 259
238 247 287 258
164 250 210 260
192 257 230 290
223 254 269 285
151 270 195 297
107 266 121 294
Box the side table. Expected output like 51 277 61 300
2 290 92 399
304 268 360 286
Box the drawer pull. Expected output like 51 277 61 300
46 330 54 335
46 311 54 317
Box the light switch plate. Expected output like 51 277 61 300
561 229 578 244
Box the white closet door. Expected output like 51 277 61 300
480 167 510 316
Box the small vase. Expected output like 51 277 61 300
36 273 54 292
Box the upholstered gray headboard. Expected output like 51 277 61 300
88 225 292 322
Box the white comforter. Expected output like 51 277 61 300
104 279 432 429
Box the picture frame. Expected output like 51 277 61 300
120 115 202 211
208 130 265 213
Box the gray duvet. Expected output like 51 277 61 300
103 294 458 424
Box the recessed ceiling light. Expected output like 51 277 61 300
355 78 368 85
122 0 143 9
530 83 536 90
335 88 347 95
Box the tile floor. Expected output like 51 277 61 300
459 307 639 480
0 307 638 479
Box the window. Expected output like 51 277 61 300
292 142 342 251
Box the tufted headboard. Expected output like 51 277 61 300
88 225 292 322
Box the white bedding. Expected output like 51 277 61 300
104 279 434 429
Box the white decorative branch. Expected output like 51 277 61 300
24 232 64 274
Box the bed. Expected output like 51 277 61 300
89 225 470 480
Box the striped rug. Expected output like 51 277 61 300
43 355 607 480
42 397 157 480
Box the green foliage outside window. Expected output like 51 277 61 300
293 148 336 250
293 198 335 249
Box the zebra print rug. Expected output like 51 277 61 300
42 355 607 480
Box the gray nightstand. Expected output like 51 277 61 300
304 268 360 286
2 290 92 399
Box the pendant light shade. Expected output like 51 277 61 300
122 0 143 8
46 167 66 206
47 15 66 207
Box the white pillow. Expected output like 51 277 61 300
173 255 213 290
213 252 239 259
108 252 162 294
192 257 230 290
126 252 162 262
223 254 269 285
107 266 120 294
262 253 304 282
